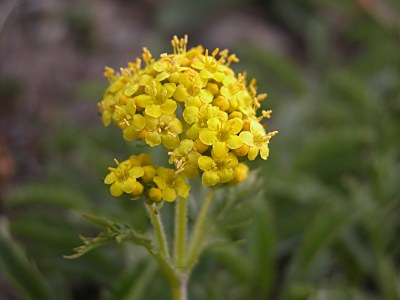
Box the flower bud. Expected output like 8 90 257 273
148 187 163 202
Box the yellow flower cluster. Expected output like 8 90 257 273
99 35 277 200
104 154 189 202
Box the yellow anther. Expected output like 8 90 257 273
104 66 115 78
212 48 219 57
142 47 153 63
262 110 272 119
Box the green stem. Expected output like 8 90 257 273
174 197 188 269
171 274 188 300
146 203 170 260
186 189 214 271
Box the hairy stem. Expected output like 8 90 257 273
186 189 214 271
146 203 170 260
174 197 188 269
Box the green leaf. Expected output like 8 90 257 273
64 214 153 259
289 201 361 281
7 183 92 211
102 259 158 300
65 214 179 288
0 221 55 300
247 200 275 298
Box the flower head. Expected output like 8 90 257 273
99 35 277 202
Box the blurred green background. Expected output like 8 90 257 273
0 0 399 299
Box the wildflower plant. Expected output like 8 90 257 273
67 35 277 299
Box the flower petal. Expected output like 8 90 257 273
183 106 199 124
176 181 190 198
228 118 243 134
191 61 205 69
104 172 116 184
110 183 123 197
130 166 145 178
185 96 202 107
212 141 229 157
227 135 243 149
163 188 177 202
163 83 176 98
220 86 230 98
168 118 183 134
124 83 139 96
173 85 188 102
144 115 158 131
132 114 146 131
250 121 265 136
213 72 225 82
145 104 162 118
135 94 152 107
162 134 180 149
156 72 169 81
200 69 213 79
260 143 270 160
161 99 177 115
248 146 259 161
145 132 161 146
199 89 213 104
186 124 200 140
153 176 167 189
199 128 217 145
206 117 221 131
123 128 139 141
121 177 136 193
239 131 254 146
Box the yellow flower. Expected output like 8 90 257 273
191 48 228 82
153 55 189 82
144 114 183 149
135 80 177 118
168 139 201 179
153 167 190 202
122 114 146 141
239 120 278 160
183 104 227 140
198 152 239 186
129 154 155 183
104 159 145 197
199 117 244 157
173 70 213 107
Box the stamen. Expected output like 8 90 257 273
175 168 184 174
212 48 219 57
167 132 177 137
123 118 130 127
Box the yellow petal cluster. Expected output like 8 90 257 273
99 35 277 198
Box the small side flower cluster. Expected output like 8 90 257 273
99 36 277 202
104 154 189 202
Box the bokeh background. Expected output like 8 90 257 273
1 0 399 299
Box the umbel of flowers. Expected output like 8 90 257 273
98 35 277 202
